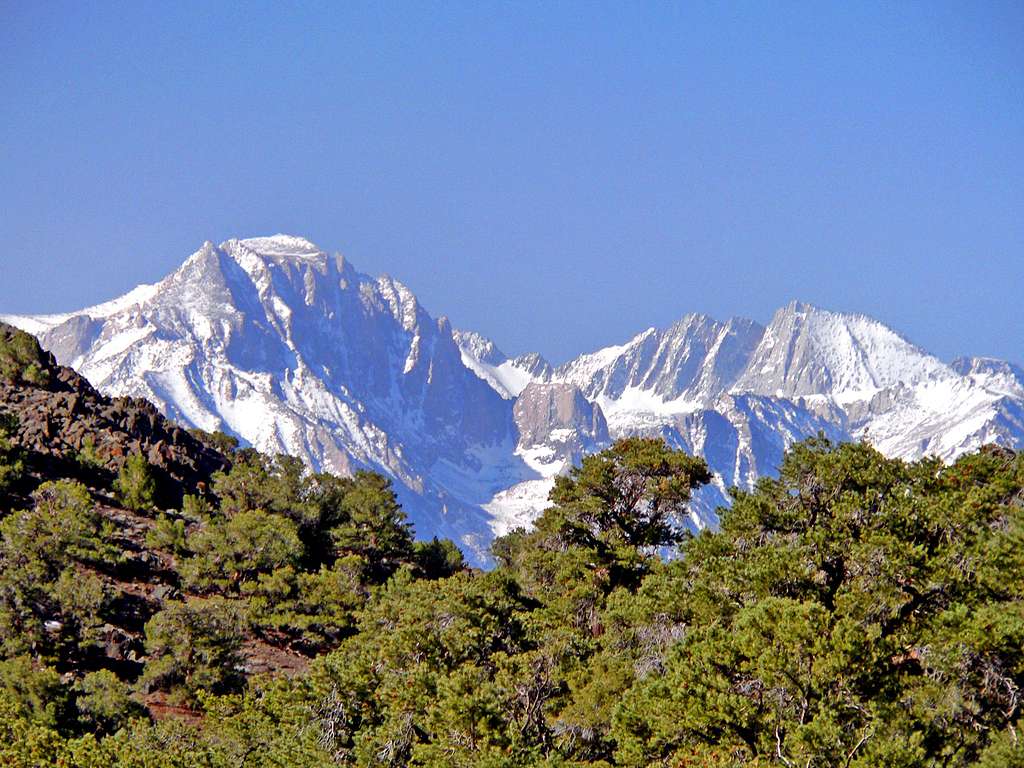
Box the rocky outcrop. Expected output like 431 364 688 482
0 322 227 502
952 357 1024 400
553 314 764 407
513 382 608 461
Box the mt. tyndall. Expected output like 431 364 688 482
5 235 1022 562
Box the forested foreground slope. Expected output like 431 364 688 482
1 323 1023 766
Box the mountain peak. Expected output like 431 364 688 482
550 314 763 417
228 234 325 261
782 299 822 314
454 330 507 367
734 302 949 399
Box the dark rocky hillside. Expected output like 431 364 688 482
0 323 247 718
0 321 228 508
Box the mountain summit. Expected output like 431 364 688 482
733 300 951 398
5 236 1023 561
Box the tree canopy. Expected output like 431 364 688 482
1 436 1023 767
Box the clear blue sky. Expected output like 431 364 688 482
2 1 1021 365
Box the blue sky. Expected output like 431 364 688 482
1 1 1021 364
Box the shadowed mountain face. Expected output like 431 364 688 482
5 236 1023 562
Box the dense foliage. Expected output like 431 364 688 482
0 412 23 495
1 434 1022 767
0 325 49 386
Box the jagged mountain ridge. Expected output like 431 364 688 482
459 305 1024 533
482 300 1023 461
5 236 1023 561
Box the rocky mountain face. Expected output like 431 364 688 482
554 314 764 414
453 329 552 399
5 237 1023 562
513 382 608 458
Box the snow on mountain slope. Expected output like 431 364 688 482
479 381 612 537
463 302 1024 529
551 315 764 429
454 330 552 399
555 315 763 404
727 302 1018 461
5 239 1024 560
953 357 1024 400
733 301 951 400
1 283 162 337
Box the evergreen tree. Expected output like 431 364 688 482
612 440 1024 767
114 453 157 512
0 412 23 495
140 599 245 704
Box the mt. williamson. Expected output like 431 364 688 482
5 235 1022 563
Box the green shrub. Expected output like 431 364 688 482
0 326 48 386
324 471 414 582
75 436 105 471
180 493 214 522
0 412 23 493
0 691 72 767
75 670 145 735
212 452 309 520
114 454 157 512
413 537 466 580
6 480 115 570
146 514 188 555
188 428 240 455
0 657 71 731
211 456 417 578
140 599 245 704
50 569 109 655
244 557 367 650
181 509 303 592
0 482 115 659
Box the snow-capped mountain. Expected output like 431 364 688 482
460 301 1024 528
733 301 950 399
729 302 1023 460
4 236 526 558
550 314 764 431
5 237 1023 562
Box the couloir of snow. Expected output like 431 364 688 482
5 236 1023 563
453 330 550 399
